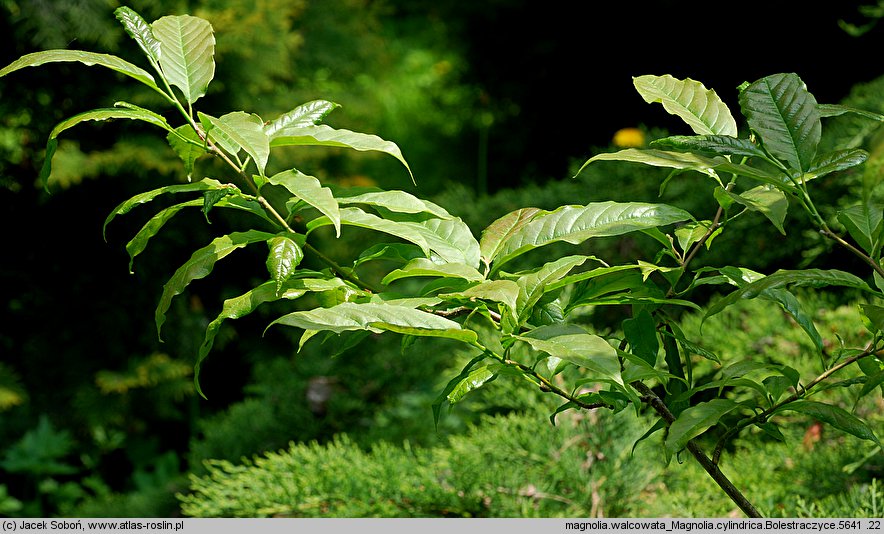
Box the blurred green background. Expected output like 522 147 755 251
0 0 882 517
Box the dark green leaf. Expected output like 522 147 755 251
838 203 883 256
622 310 659 366
756 422 786 442
818 104 884 122
776 400 881 446
650 135 767 160
806 149 869 181
858 369 884 400
201 189 231 223
266 236 305 292
718 185 789 235
665 399 740 458
432 355 488 427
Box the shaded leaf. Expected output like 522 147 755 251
622 310 659 366
805 149 869 181
432 355 487 427
651 135 767 159
382 258 484 285
264 100 341 137
776 400 881 447
633 74 738 136
838 203 884 256
269 169 340 236
152 14 215 104
166 125 207 181
202 189 230 223
818 104 884 121
718 185 789 235
665 399 740 458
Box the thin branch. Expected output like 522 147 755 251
821 227 884 280
503 359 611 412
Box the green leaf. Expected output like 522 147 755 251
577 148 786 187
650 135 767 160
308 207 430 255
444 365 498 404
0 49 162 95
103 177 227 239
408 217 481 269
432 355 489 426
805 149 869 182
201 189 231 223
268 302 471 337
492 201 692 269
269 124 413 183
114 7 162 68
664 399 740 458
198 112 270 176
382 258 484 285
705 269 872 322
838 203 884 256
167 125 207 181
266 236 305 292
479 208 545 268
152 14 215 104
622 310 659 366
739 73 821 172
764 288 824 354
858 369 884 400
353 243 425 268
516 256 588 324
776 400 881 447
335 189 452 219
860 304 884 333
439 280 520 314
718 185 789 235
633 74 738 136
516 325 621 385
818 104 884 122
264 100 341 137
675 220 713 253
269 169 340 236
155 230 275 340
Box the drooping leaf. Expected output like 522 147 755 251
718 185 789 235
817 104 884 122
515 255 588 324
202 189 231 223
155 230 275 340
0 49 163 96
166 125 207 181
269 124 413 183
382 258 484 285
114 6 162 68
152 14 215 104
516 325 622 385
776 400 881 447
805 149 869 182
664 399 740 458
266 236 305 292
858 369 884 400
432 355 488 426
479 208 545 268
335 189 452 219
622 310 659 366
198 112 270 176
268 169 340 236
444 365 499 404
838 203 884 256
493 201 692 269
264 100 341 137
353 243 425 268
407 217 482 269
545 264 639 292
739 73 821 172
308 207 430 255
764 288 824 354
439 280 520 315
650 135 767 160
633 74 738 136
103 177 227 239
675 220 713 253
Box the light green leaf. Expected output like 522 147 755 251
198 112 270 176
270 124 413 183
838 203 884 256
516 255 588 324
493 201 692 269
353 243 425 268
335 189 452 219
479 208 546 268
675 220 713 253
308 207 430 255
633 74 738 136
665 399 740 457
408 217 481 269
268 169 340 236
155 230 275 340
439 279 520 313
718 185 789 235
445 365 498 404
167 125 207 181
264 100 341 137
650 135 766 160
432 355 488 426
266 236 304 292
152 14 215 104
739 73 821 172
545 264 639 292
382 258 484 285
804 149 869 182
516 325 621 385
0 49 162 95
103 177 227 239
114 6 162 68
776 400 881 447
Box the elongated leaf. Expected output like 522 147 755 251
432 355 488 426
818 104 884 121
335 189 451 219
354 243 425 268
167 125 207 181
268 169 340 236
266 236 304 292
382 258 484 285
308 207 430 255
622 310 659 366
493 201 692 268
516 325 621 385
198 112 270 175
705 269 872 321
408 217 481 269
650 135 767 159
156 230 275 340
264 100 341 137
765 288 824 353
739 73 821 172
516 256 588 324
805 149 869 182
103 177 227 239
838 203 884 255
439 280 520 313
0 49 161 94
664 399 740 458
194 277 345 397
546 264 638 292
269 124 413 183
776 400 881 446
444 365 499 404
152 14 215 104
719 185 789 235
267 302 470 339
633 74 738 136
577 148 785 186
479 208 545 268
114 7 162 67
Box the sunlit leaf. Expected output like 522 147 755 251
382 258 484 285
664 399 740 458
515 255 588 324
633 74 738 136
269 169 340 236
516 325 621 385
650 135 767 159
198 112 270 175
264 100 341 137
804 149 869 182
266 235 305 292
114 6 162 68
479 207 545 268
335 189 452 219
308 207 430 255
718 185 789 235
152 14 215 104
